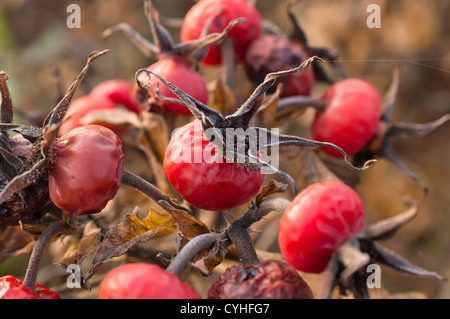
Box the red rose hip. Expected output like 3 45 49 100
244 34 315 97
181 0 262 65
99 263 201 299
49 125 124 216
58 95 119 136
278 181 364 273
163 120 264 211
0 276 60 299
312 79 381 157
90 79 140 114
136 56 208 115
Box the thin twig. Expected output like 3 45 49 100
23 220 75 292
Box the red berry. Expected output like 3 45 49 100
163 120 264 211
181 0 262 66
278 181 364 274
49 125 124 216
311 79 381 157
58 95 119 136
90 79 140 114
244 34 315 97
99 263 201 299
208 260 314 299
0 276 60 299
136 56 208 115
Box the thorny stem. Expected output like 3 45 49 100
23 220 75 292
227 197 291 266
120 170 188 212
165 197 291 275
166 232 226 277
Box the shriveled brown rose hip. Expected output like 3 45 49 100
207 260 314 299
244 34 315 97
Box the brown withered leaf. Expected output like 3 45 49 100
159 201 210 242
84 207 177 283
207 77 236 116
80 108 141 129
190 238 226 276
255 180 287 207
56 221 101 269
0 226 34 263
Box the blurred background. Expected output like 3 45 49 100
0 0 449 298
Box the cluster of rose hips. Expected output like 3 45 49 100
1 0 448 299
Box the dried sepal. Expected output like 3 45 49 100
0 124 42 141
0 72 14 124
227 56 321 128
44 50 110 127
356 69 450 193
0 157 47 206
172 18 246 59
102 23 160 59
357 199 419 241
286 0 346 82
321 201 446 299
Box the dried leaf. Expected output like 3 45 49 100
0 226 34 263
80 108 141 128
159 201 209 241
84 208 177 283
56 221 101 269
255 180 287 207
190 239 225 276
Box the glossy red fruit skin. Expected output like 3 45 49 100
278 181 364 274
48 125 124 216
312 79 381 157
58 95 119 136
181 0 262 66
163 120 264 211
90 79 140 114
244 34 315 97
0 276 60 299
136 56 208 115
208 260 314 299
99 263 201 299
